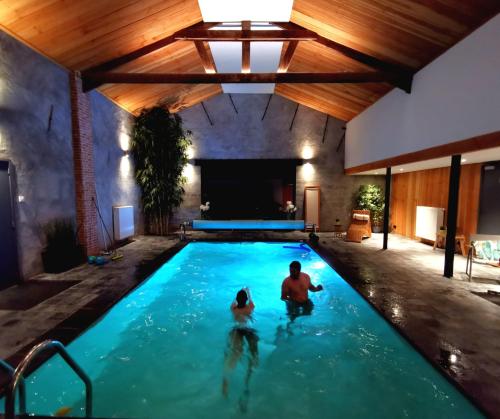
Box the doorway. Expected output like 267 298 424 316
0 160 20 289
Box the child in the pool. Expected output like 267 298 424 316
223 288 259 413
231 287 255 322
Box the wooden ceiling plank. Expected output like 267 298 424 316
81 20 207 74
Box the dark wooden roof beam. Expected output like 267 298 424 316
82 71 407 92
194 41 217 73
278 41 298 72
242 21 251 73
81 21 221 89
174 29 317 42
271 21 414 92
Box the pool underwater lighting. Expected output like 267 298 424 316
311 261 327 270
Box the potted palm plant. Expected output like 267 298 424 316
355 185 385 233
131 106 191 235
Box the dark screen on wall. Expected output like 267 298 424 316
478 162 500 234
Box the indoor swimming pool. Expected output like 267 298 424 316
9 242 482 418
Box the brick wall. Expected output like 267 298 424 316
69 72 99 256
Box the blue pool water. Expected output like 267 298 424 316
14 243 482 418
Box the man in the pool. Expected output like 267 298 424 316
281 260 323 318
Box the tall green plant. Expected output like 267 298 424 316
355 184 385 225
130 106 191 235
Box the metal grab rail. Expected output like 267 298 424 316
0 359 26 413
4 340 93 419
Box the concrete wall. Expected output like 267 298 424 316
346 14 500 169
177 94 384 230
91 94 143 249
0 30 140 277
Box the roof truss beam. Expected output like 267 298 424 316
82 21 413 93
82 71 407 92
174 29 317 42
278 41 299 73
194 41 217 73
271 21 413 92
241 21 251 73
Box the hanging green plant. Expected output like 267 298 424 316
355 184 385 228
130 106 191 235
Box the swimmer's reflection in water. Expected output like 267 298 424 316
222 287 259 413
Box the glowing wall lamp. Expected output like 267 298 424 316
119 132 130 152
301 144 314 160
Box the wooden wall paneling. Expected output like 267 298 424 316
390 164 482 243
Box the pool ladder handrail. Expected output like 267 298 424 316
0 359 26 414
4 340 93 419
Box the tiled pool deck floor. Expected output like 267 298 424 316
1 233 499 417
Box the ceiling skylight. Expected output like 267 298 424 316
198 0 294 94
198 0 293 22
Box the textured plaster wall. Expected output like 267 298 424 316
177 94 384 230
0 30 140 277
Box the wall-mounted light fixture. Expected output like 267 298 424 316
302 144 314 160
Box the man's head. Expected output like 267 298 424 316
236 289 248 308
289 260 301 279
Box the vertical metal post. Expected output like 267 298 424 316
444 154 461 278
383 167 391 250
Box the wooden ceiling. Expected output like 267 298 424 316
1 0 499 120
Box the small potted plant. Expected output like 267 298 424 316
283 201 297 220
200 201 210 219
41 218 84 273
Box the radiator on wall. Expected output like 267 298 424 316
113 206 134 241
415 206 445 241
